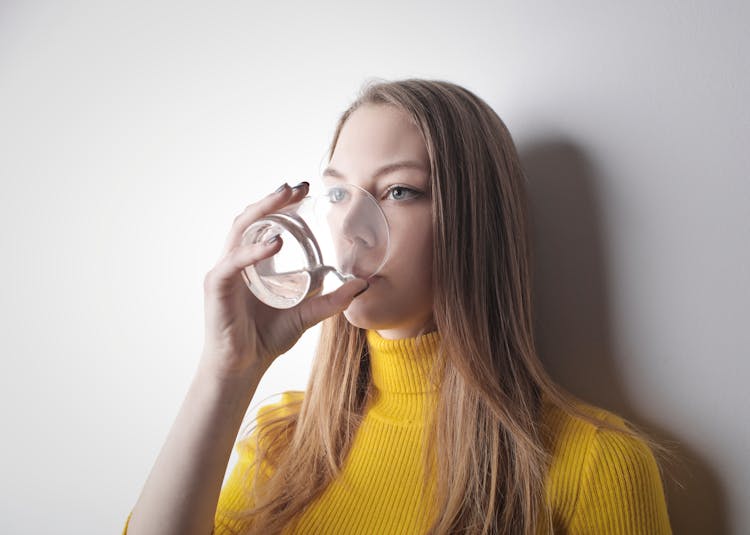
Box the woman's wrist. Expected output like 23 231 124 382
196 349 268 385
194 357 265 407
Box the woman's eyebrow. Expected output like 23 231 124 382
322 161 427 180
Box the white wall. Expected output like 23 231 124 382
1 2 747 533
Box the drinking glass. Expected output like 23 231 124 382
240 182 390 309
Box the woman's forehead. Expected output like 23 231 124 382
331 105 428 171
322 160 428 186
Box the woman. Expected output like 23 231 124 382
124 79 673 534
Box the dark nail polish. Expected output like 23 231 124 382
275 183 289 193
292 181 310 190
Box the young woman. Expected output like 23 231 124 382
124 79 673 534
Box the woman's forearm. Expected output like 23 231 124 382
127 359 264 535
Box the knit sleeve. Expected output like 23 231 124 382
214 390 305 533
569 425 672 534
212 435 261 533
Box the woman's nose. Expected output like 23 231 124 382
338 194 377 248
326 191 389 275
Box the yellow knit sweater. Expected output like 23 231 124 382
123 329 672 534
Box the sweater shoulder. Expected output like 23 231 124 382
542 396 628 448
542 396 627 468
235 390 305 457
541 398 671 533
255 390 305 423
541 397 629 515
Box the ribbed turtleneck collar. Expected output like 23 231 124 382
364 329 442 423
366 329 442 393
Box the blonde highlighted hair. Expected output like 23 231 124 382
219 78 676 534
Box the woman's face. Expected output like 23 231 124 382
322 103 435 340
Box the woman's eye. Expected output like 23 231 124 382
327 187 348 203
385 186 420 201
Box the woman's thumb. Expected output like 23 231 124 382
296 279 370 330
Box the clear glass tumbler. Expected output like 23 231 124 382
240 182 390 309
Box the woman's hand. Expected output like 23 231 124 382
198 182 369 381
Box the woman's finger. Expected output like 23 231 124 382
220 181 310 259
206 237 284 293
219 184 291 257
295 278 369 331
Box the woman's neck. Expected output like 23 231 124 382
373 317 438 340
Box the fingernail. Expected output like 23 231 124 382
291 181 309 191
264 234 280 245
353 282 369 298
275 183 289 193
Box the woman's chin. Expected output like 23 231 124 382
343 302 367 327
343 298 379 329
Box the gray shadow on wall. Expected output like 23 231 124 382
518 138 728 535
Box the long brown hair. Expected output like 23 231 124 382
219 78 675 534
